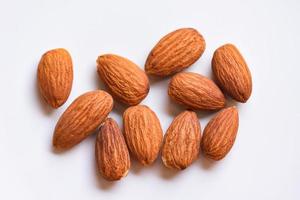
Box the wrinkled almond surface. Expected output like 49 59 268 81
123 105 163 165
53 90 113 150
162 110 201 170
96 118 130 181
212 44 252 102
38 48 73 108
168 72 226 110
97 54 149 106
145 28 205 76
201 106 239 160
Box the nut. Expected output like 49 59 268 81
37 48 73 108
201 106 239 160
123 105 163 165
145 28 205 76
162 110 201 170
53 90 113 150
212 44 252 102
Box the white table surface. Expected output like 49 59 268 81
0 0 299 199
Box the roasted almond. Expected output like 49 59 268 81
145 28 206 76
212 44 252 102
168 72 226 110
123 105 163 165
53 90 113 150
162 110 201 170
38 48 73 108
95 118 130 181
201 106 239 160
97 54 149 106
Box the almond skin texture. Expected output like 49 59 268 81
201 106 239 160
123 105 163 165
97 54 149 106
145 28 206 76
162 111 201 170
53 90 113 150
37 48 73 108
212 44 252 102
168 72 226 110
95 118 130 181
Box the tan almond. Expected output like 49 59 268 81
97 54 149 106
123 105 163 165
168 72 226 110
201 106 239 160
212 44 252 102
53 90 113 150
162 110 201 170
95 118 130 181
145 28 206 76
37 48 73 108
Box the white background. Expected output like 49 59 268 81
0 0 299 199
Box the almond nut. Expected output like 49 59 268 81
212 44 252 102
95 118 130 181
37 48 73 108
123 105 163 165
145 28 205 76
168 72 226 110
53 90 113 150
201 106 239 160
162 110 201 170
97 54 149 106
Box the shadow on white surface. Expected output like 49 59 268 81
148 75 169 86
93 160 117 190
198 154 217 170
49 134 93 155
112 100 128 116
129 155 179 180
158 161 179 180
93 66 106 91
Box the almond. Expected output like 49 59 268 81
123 105 163 165
97 54 149 106
37 48 73 108
145 28 206 76
95 118 130 181
162 111 201 170
201 106 239 160
168 72 226 110
53 90 113 150
212 44 252 102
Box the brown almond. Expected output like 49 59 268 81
212 44 252 102
95 118 130 181
97 54 149 106
201 106 239 160
162 111 201 170
123 105 163 165
168 72 226 110
145 28 206 76
37 48 73 108
53 90 113 150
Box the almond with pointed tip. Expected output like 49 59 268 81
162 110 201 170
37 48 73 108
96 118 130 181
201 106 239 160
212 44 252 102
97 54 149 106
123 105 163 165
145 28 206 76
168 72 226 110
53 90 113 150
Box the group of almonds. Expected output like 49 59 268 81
37 28 252 181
